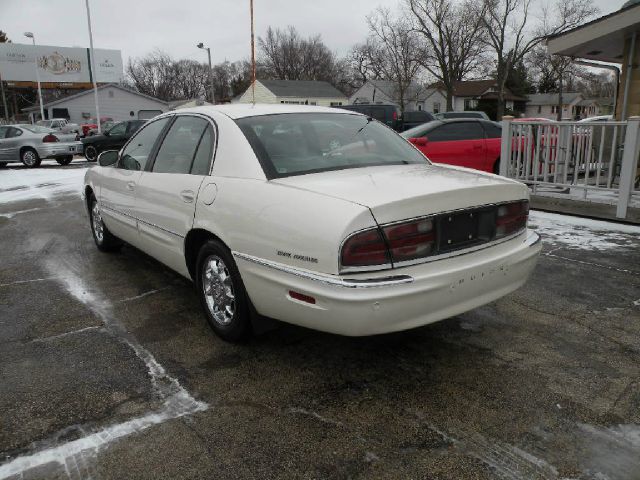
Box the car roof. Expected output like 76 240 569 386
176 103 362 120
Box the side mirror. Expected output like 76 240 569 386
98 150 118 167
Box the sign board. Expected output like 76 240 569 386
0 43 123 84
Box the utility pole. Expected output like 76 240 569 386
24 32 44 121
85 0 102 133
250 0 256 104
0 72 8 122
197 43 215 104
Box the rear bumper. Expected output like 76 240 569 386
36 141 83 159
234 230 541 336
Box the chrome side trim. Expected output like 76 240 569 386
101 205 184 238
232 252 414 288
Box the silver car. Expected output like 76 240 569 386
0 124 83 168
36 118 81 135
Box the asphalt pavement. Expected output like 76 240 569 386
1 161 639 480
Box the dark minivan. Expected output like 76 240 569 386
336 104 403 131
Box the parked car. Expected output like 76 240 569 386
578 115 613 122
87 120 116 136
81 117 114 137
84 105 541 342
402 119 503 174
82 120 146 162
402 110 436 131
435 111 490 120
36 118 81 135
0 124 83 167
336 104 403 131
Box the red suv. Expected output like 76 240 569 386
401 119 503 174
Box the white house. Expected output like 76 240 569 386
524 92 584 120
349 80 446 113
236 80 347 107
23 84 170 124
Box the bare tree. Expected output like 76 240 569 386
366 7 422 113
126 50 180 101
258 26 339 83
406 0 486 111
479 0 598 119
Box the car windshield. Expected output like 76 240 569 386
22 125 55 134
236 113 428 178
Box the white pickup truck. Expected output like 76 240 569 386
36 118 81 136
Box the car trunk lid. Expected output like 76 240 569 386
272 164 528 224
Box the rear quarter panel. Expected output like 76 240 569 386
193 177 377 275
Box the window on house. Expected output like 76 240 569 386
464 99 477 110
433 102 440 114
330 102 343 106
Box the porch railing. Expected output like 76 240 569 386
500 116 640 219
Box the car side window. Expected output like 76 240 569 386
109 122 126 136
482 122 502 138
7 127 23 138
152 116 208 174
191 125 214 175
427 122 484 142
119 117 170 171
127 121 144 135
0 126 8 139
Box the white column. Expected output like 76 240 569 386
617 116 640 219
499 116 514 177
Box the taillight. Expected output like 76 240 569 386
392 110 398 120
495 200 528 238
42 134 59 143
341 228 390 267
383 218 435 262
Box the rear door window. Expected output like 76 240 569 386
151 116 209 174
190 125 214 175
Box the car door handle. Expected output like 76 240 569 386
180 190 195 203
126 181 136 191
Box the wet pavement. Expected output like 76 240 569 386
1 161 639 479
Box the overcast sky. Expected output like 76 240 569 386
0 0 624 66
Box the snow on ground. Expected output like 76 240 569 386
529 210 640 251
0 165 87 204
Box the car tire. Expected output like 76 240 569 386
0 162 7 168
89 194 121 252
21 148 41 168
56 156 73 166
493 158 500 175
196 240 252 342
85 145 98 162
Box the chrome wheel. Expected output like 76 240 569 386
202 255 235 326
22 150 37 166
91 202 104 244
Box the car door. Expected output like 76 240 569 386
0 127 25 162
0 126 10 161
419 122 487 170
98 116 172 245
134 115 214 275
480 121 503 173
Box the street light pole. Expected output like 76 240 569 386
197 43 215 104
24 32 44 122
84 0 102 133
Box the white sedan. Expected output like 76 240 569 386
83 104 541 341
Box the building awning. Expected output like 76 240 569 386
546 3 640 63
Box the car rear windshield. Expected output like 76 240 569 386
236 113 428 178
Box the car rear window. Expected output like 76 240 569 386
22 125 54 134
236 113 428 178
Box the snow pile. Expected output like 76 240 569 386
529 210 640 251
0 166 87 204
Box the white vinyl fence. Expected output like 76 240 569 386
500 117 640 219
